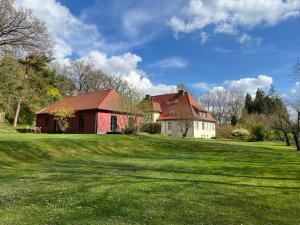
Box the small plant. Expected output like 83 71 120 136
250 124 268 141
232 128 250 140
140 122 161 134
53 108 74 133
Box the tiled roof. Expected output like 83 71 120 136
138 99 162 112
149 92 216 122
36 89 142 115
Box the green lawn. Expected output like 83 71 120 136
0 134 299 225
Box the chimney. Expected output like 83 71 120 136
178 90 184 95
145 94 151 101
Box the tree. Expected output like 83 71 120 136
0 0 52 54
292 58 300 81
244 93 253 114
200 89 244 125
67 59 134 96
53 108 74 133
288 103 300 151
272 112 291 146
110 88 143 134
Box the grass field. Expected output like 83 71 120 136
0 134 299 225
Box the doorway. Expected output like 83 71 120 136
111 116 117 132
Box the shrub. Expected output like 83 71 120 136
250 124 268 141
140 122 161 134
232 129 250 140
53 108 74 133
216 125 233 139
122 126 138 134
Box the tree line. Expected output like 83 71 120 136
200 85 300 151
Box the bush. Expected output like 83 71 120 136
216 125 233 139
232 129 250 140
250 124 268 141
140 122 161 134
122 126 138 134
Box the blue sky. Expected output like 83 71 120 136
15 0 300 97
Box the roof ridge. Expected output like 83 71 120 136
151 92 178 97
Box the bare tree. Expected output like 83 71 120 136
200 89 244 125
0 0 52 54
272 113 291 146
67 59 138 97
68 60 95 93
289 103 300 151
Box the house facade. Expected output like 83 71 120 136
36 90 142 134
141 90 216 138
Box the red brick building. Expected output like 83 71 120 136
36 89 142 134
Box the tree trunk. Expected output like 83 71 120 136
284 132 291 146
294 134 300 151
13 98 22 127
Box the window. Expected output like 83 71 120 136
167 121 172 130
212 123 215 130
79 115 84 133
196 121 199 130
202 122 205 130
45 117 49 127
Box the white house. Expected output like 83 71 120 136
140 90 216 138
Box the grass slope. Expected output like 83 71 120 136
0 134 299 225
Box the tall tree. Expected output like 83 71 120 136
244 93 253 114
0 0 52 54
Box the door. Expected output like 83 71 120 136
111 116 117 132
79 115 84 133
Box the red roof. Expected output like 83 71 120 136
149 91 216 122
36 89 142 115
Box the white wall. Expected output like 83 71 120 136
193 121 216 138
160 120 215 138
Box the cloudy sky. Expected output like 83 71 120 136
15 0 300 97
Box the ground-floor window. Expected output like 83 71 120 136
79 115 84 133
167 121 172 130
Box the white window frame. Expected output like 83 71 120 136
167 121 172 130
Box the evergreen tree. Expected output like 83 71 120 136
244 93 253 114
253 89 266 113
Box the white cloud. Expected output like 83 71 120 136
15 0 105 62
200 32 209 45
191 82 211 91
192 75 273 96
15 0 176 95
224 75 273 95
169 0 300 44
150 57 188 68
82 51 176 95
238 34 263 47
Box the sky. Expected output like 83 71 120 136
14 0 300 98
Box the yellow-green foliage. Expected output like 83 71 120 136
53 108 74 132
